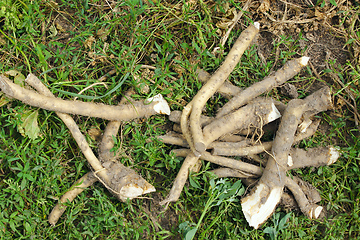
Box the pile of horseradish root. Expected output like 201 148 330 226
0 22 339 229
156 22 339 229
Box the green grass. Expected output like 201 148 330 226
1 0 360 239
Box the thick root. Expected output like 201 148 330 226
159 152 199 206
196 68 242 98
241 99 306 228
1 74 170 121
190 23 260 153
217 56 310 117
287 146 339 169
24 74 110 182
242 183 283 229
203 98 281 146
285 177 323 219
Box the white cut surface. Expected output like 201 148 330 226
241 184 283 229
328 146 340 165
300 56 310 66
119 184 156 201
267 103 281 123
298 119 312 133
314 206 323 218
146 94 171 115
287 155 294 167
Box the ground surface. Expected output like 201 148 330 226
0 0 359 239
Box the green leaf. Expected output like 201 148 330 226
189 175 201 189
185 228 197 240
263 226 277 240
24 222 32 233
278 212 291 229
18 110 41 140
5 70 25 87
345 38 355 45
329 0 337 6
21 178 27 190
48 25 58 38
26 174 35 182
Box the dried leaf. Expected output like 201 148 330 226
258 0 270 13
88 128 102 141
48 25 58 38
18 110 41 140
85 35 95 49
97 27 110 41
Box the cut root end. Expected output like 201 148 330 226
328 146 340 165
300 56 310 66
241 184 283 229
146 94 171 115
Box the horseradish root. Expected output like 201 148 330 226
190 23 260 153
24 74 156 224
0 74 170 121
217 56 310 117
48 172 97 226
241 99 307 229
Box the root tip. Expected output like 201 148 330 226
310 205 323 219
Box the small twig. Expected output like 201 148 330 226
214 0 252 53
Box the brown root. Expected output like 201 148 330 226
285 177 323 219
210 168 322 218
217 56 310 117
212 141 273 156
241 99 307 228
202 98 281 146
190 23 260 153
48 172 97 226
196 68 242 98
1 74 170 121
159 152 199 206
287 146 340 169
25 74 156 224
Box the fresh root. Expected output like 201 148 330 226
98 100 156 201
241 99 307 228
190 23 260 153
216 56 310 117
24 74 156 224
48 172 98 226
24 74 111 182
202 98 281 146
212 141 273 156
171 146 339 178
285 177 324 219
196 68 242 98
159 152 199 206
0 74 170 121
153 131 250 150
210 168 323 219
162 84 336 223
